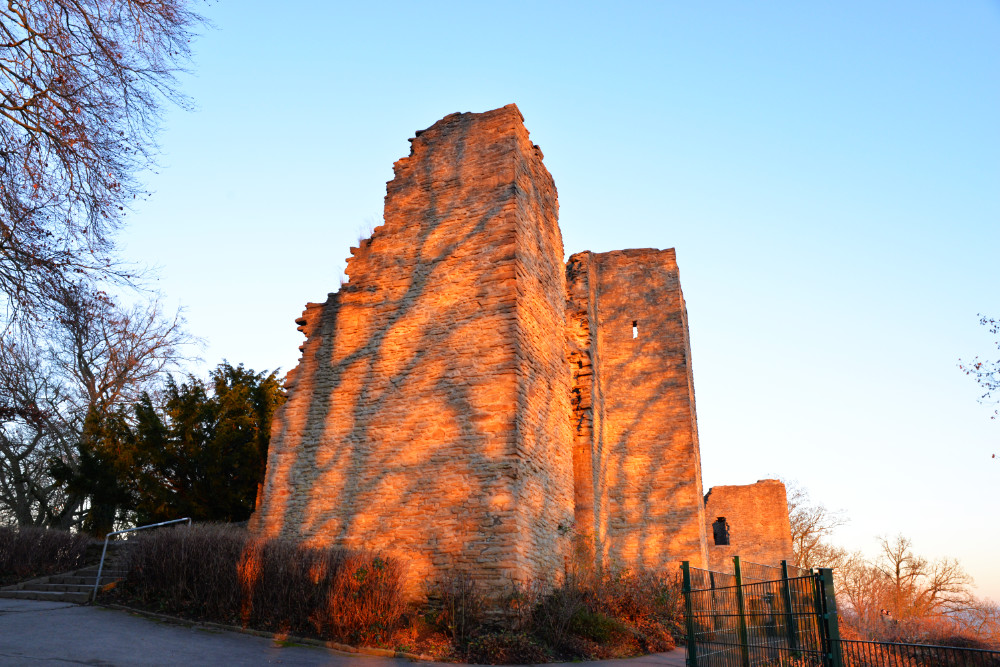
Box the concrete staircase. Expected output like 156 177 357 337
0 545 129 604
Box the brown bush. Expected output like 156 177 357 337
309 552 406 645
434 570 487 646
587 567 682 651
117 523 406 646
116 526 681 660
0 525 91 585
489 566 681 661
465 631 550 664
532 576 587 650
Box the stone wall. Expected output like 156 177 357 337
566 249 708 570
253 104 793 595
251 105 574 595
703 479 794 571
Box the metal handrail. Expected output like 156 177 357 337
90 517 192 602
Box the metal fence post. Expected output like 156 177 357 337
780 560 799 653
709 569 719 645
733 556 751 667
818 568 844 667
681 561 699 667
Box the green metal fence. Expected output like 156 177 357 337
682 557 842 667
682 557 1000 667
839 638 1000 666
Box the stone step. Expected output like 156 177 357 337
78 563 127 571
76 569 128 578
74 571 128 584
3 574 122 590
20 582 96 593
0 589 91 604
48 574 118 585
0 555 129 604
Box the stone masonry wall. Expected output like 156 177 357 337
566 249 708 571
251 105 574 596
704 479 794 571
253 104 794 595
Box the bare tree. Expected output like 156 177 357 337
873 534 973 622
785 481 848 569
0 0 202 320
0 337 70 526
837 535 976 642
960 598 1000 648
0 283 190 529
837 550 893 639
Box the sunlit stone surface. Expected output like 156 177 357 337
251 105 792 596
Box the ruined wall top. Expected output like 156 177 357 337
704 479 794 570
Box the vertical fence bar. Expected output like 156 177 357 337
817 568 844 667
809 569 828 666
709 569 718 648
733 556 750 667
780 560 799 655
682 561 699 667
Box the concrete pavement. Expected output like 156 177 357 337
0 598 686 666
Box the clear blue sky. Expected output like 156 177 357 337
120 1 1000 599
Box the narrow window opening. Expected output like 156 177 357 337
632 320 638 339
712 517 730 546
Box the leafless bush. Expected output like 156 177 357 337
518 566 681 658
465 631 549 664
587 567 682 650
0 525 90 584
309 551 407 645
118 523 406 645
435 570 487 646
532 574 587 649
498 578 546 632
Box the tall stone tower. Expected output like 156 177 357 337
566 249 709 570
254 104 791 596
251 105 575 593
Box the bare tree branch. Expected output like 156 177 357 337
784 480 848 569
959 315 1000 430
0 0 203 321
0 282 192 528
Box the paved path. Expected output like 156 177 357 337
0 599 686 666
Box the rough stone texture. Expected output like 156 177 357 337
250 105 574 595
567 249 709 571
252 104 791 595
703 479 794 571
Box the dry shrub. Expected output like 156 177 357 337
465 631 549 665
118 523 405 645
0 525 91 585
434 570 487 646
532 575 587 650
310 552 406 645
515 565 682 659
498 579 546 632
587 567 682 652
122 522 245 621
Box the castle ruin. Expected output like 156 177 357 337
250 104 792 594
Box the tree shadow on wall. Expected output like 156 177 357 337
591 260 706 572
257 113 568 593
